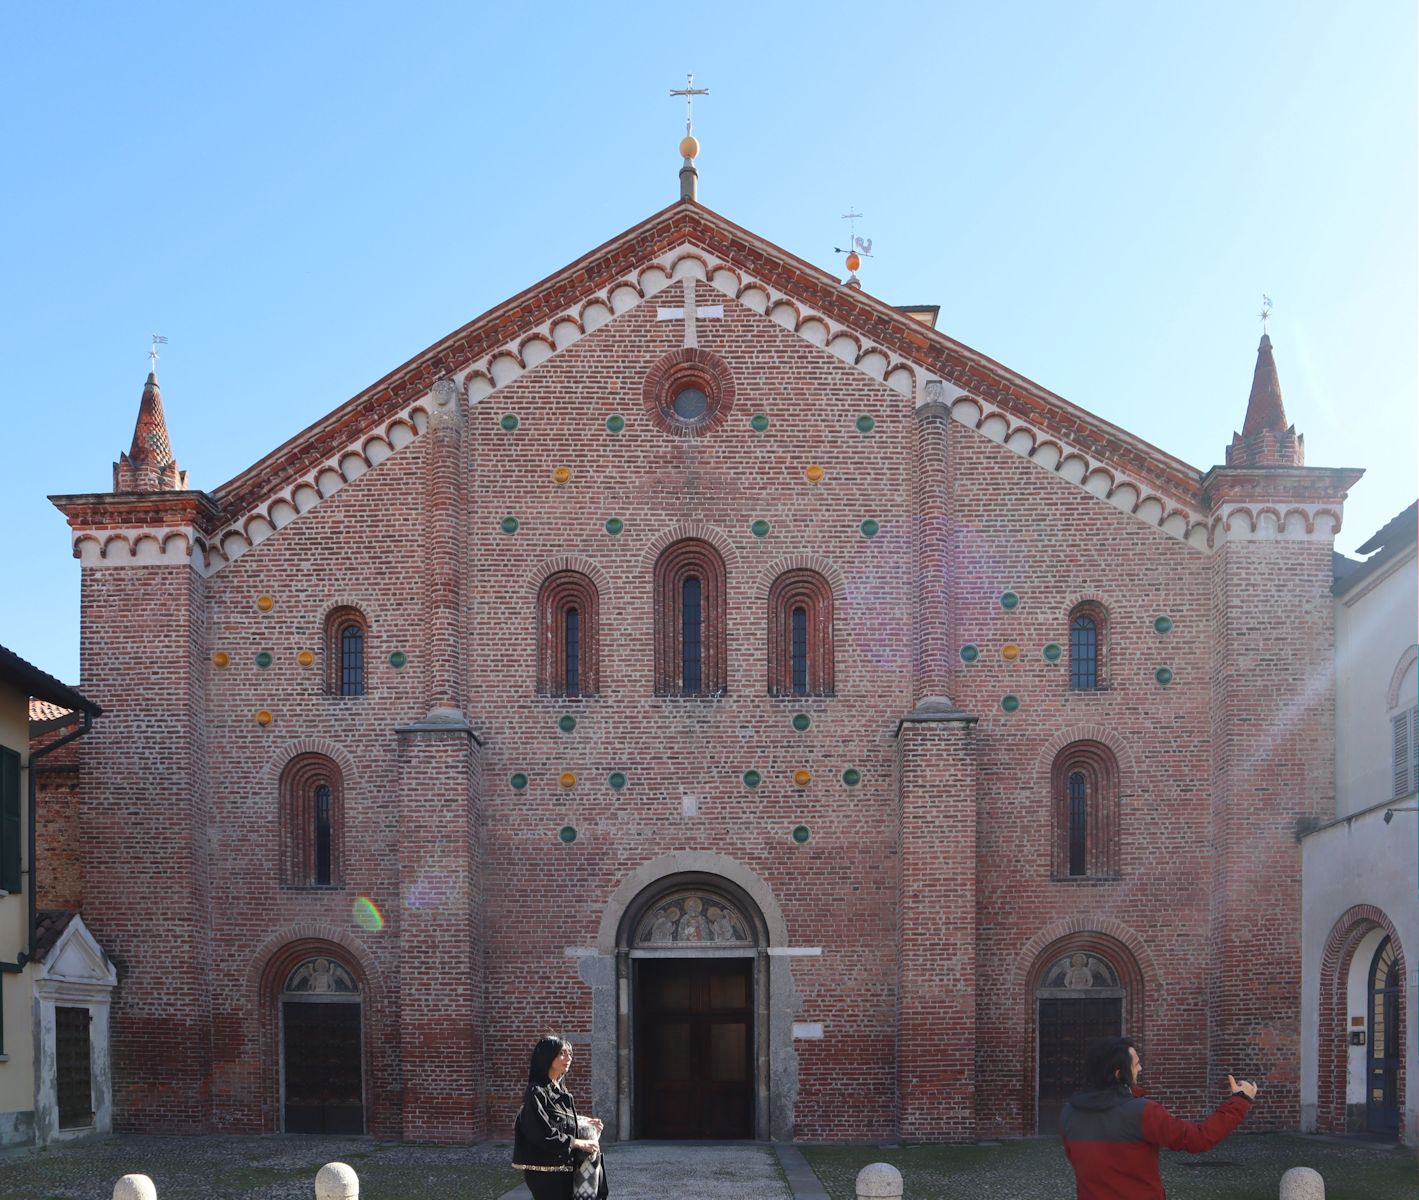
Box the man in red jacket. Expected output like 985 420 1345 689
1060 1037 1257 1199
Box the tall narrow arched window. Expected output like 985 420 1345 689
682 577 703 693
324 607 369 697
767 569 834 696
654 539 727 695
1051 741 1120 880
280 754 343 887
313 784 333 885
1068 602 1108 690
537 571 599 697
1068 771 1088 876
565 608 581 697
791 607 808 694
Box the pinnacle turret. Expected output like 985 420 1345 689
113 371 187 492
1225 333 1304 467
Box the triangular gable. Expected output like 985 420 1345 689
118 202 1214 573
35 914 116 988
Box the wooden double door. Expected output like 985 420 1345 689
1037 995 1123 1133
635 957 754 1139
283 1000 364 1133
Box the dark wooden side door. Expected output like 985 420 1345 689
55 1006 93 1129
636 957 753 1139
1367 937 1400 1137
1037 996 1122 1133
283 1001 364 1133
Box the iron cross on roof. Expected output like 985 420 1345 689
669 72 709 135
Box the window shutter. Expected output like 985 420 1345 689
1394 710 1415 799
0 747 20 895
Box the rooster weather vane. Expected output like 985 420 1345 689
835 210 873 277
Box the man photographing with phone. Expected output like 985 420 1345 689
1059 1037 1257 1199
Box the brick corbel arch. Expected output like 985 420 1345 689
1034 726 1138 790
248 925 386 1134
639 521 739 572
1316 904 1407 1135
259 738 359 791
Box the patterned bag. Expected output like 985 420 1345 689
572 1116 605 1200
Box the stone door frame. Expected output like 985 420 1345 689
588 852 798 1142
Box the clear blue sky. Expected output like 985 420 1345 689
3 3 1415 684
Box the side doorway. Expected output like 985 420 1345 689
1366 936 1400 1137
280 956 364 1134
1036 952 1126 1134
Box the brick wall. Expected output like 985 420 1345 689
58 273 1341 1142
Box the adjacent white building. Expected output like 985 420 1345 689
1301 501 1416 1142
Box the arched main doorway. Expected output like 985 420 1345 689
280 956 364 1133
1034 950 1130 1133
620 878 766 1140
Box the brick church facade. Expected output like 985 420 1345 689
44 194 1362 1143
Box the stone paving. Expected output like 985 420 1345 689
499 1142 796 1200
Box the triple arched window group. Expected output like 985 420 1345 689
538 540 834 699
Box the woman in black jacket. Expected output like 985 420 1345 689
512 1035 607 1199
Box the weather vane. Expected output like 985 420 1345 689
835 210 874 277
149 334 168 374
1259 295 1272 335
669 72 709 138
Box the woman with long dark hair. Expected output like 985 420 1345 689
512 1035 608 1199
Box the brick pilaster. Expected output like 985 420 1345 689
896 712 977 1140
395 725 484 1142
913 389 954 709
422 377 466 721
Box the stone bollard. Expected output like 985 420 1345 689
856 1162 903 1200
1279 1166 1324 1199
113 1177 157 1200
315 1162 359 1200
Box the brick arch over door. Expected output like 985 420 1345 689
1316 904 1407 1135
249 929 386 1135
1015 921 1153 1135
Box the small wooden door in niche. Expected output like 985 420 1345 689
1036 952 1125 1134
281 957 364 1134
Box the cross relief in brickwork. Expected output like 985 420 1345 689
656 277 723 348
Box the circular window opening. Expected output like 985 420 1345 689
673 386 709 424
644 349 735 437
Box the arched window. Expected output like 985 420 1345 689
654 539 727 695
324 607 368 697
538 571 599 697
767 569 834 696
280 755 343 887
1051 741 1120 879
1067 771 1087 876
1068 601 1108 690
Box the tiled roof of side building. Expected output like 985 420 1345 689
29 698 74 724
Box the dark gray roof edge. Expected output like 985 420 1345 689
1355 500 1418 556
0 645 102 716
